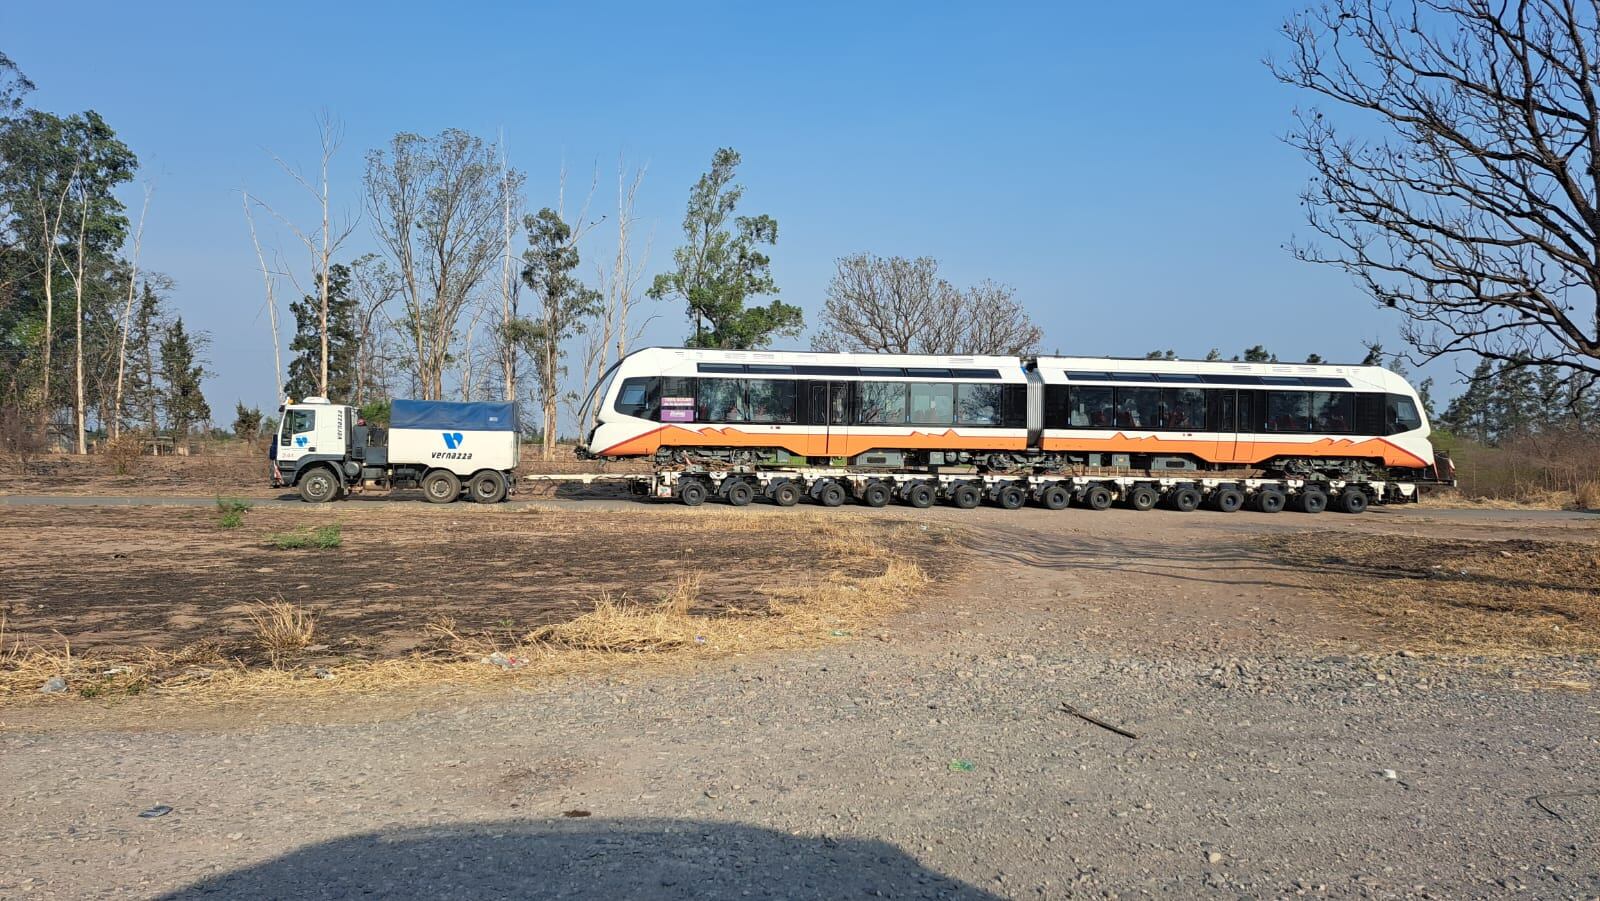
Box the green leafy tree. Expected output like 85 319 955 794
519 208 601 460
1240 345 1277 363
121 280 166 434
284 262 357 402
1144 349 1176 360
649 148 801 349
159 317 209 439
232 402 262 442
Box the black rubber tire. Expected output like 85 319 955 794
997 484 1027 510
862 482 891 508
1083 485 1114 511
951 483 981 509
772 482 800 507
298 468 338 504
679 479 709 507
1336 488 1369 514
818 481 847 507
725 480 755 507
1294 487 1328 514
1040 484 1071 510
905 483 935 509
1213 487 1245 513
468 470 507 504
1127 485 1159 511
1170 487 1202 512
1253 489 1286 513
422 469 460 504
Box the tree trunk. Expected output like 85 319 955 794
542 349 557 461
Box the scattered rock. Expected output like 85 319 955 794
1380 769 1399 781
1206 851 1224 865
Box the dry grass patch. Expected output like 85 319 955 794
1272 532 1600 655
246 601 317 662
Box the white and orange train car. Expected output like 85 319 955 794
578 347 1447 482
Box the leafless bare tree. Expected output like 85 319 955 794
241 190 285 404
1272 0 1600 380
257 112 358 399
812 253 1041 355
569 157 653 436
347 253 400 406
111 182 152 440
494 136 527 402
32 165 77 442
65 186 90 453
365 129 505 400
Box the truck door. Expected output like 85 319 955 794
278 407 318 465
807 382 850 459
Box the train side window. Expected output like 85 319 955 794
1067 386 1114 427
908 383 955 425
614 377 658 419
1161 388 1206 429
1354 392 1385 434
1311 391 1353 432
697 378 745 422
1112 387 1161 429
1386 395 1422 434
857 381 908 425
745 379 796 423
1001 384 1028 428
1262 391 1310 432
955 383 1001 426
1043 385 1071 429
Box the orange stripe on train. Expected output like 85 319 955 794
600 426 1428 469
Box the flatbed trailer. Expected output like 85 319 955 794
525 468 1428 514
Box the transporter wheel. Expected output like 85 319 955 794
1040 484 1071 510
862 482 891 508
1212 487 1245 513
997 484 1028 510
951 483 982 509
1336 488 1369 514
1082 484 1114 511
468 470 508 504
298 468 339 504
1169 486 1202 512
422 469 461 504
772 481 800 507
905 483 935 509
1126 485 1159 511
725 480 755 507
1294 486 1328 514
1253 488 1286 513
817 481 847 507
679 479 709 507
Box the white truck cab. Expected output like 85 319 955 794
270 397 520 504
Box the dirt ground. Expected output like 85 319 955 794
0 448 650 499
2 497 1598 897
0 504 937 661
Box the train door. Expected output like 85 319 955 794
806 381 850 458
1213 390 1257 466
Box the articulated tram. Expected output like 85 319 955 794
578 347 1446 483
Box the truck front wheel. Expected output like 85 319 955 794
468 470 508 504
299 468 339 504
423 470 462 504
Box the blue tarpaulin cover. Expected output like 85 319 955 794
390 399 518 432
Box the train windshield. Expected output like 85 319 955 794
579 360 624 432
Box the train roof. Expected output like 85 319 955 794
623 346 1024 368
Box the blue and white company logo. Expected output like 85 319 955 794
442 432 465 450
294 435 309 448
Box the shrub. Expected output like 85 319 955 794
270 524 341 550
245 600 316 662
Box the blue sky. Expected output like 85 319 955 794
4 0 1451 416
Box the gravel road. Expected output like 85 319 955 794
2 502 1597 899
